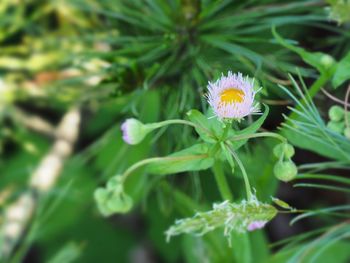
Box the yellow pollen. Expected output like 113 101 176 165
220 88 245 104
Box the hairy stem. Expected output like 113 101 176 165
221 143 252 200
228 132 287 143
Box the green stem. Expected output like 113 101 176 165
147 119 213 138
148 119 197 129
221 122 231 140
227 132 287 143
121 154 208 183
308 73 331 98
212 161 233 201
121 157 170 182
225 144 252 201
220 142 235 171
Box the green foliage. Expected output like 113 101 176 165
186 109 222 143
47 243 82 263
332 50 350 88
147 143 215 175
272 26 336 76
280 76 350 162
1 0 350 262
327 0 350 24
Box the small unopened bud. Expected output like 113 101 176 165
327 121 345 133
320 54 335 69
273 143 295 159
274 160 297 182
121 118 151 145
328 106 344 122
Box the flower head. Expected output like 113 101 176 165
206 72 260 120
121 118 149 145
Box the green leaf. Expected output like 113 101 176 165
297 173 350 185
231 232 252 263
332 50 350 89
290 205 350 225
48 242 82 263
186 109 223 143
228 104 269 150
266 241 350 263
147 144 215 175
282 125 349 162
293 183 350 193
272 27 335 74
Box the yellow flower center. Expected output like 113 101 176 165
220 88 245 104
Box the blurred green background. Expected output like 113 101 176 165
0 0 349 262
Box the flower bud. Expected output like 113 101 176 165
121 118 150 145
273 160 297 182
273 143 295 159
344 127 350 139
94 175 133 216
320 54 335 69
328 106 344 122
327 121 345 133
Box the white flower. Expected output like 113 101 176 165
206 72 260 120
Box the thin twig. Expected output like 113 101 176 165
321 88 350 107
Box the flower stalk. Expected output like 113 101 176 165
212 161 233 201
